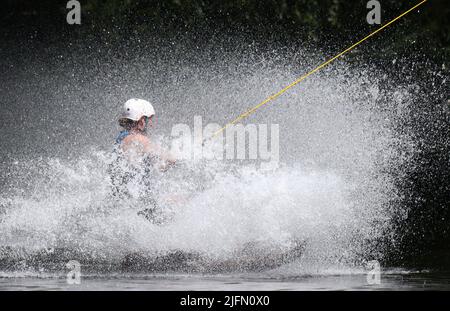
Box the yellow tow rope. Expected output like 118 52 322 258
208 0 428 140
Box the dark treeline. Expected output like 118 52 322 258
1 0 449 269
1 0 449 58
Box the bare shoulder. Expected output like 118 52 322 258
121 133 152 153
122 132 149 143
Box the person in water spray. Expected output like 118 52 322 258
111 98 177 223
116 98 176 169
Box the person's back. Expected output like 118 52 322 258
109 98 176 214
115 98 175 169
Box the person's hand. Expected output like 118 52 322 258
159 159 176 172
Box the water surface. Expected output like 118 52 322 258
1 271 449 291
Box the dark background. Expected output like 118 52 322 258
1 0 449 56
1 0 449 64
0 0 449 269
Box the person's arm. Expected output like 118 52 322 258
122 134 176 171
147 141 176 171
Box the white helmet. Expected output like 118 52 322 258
119 98 155 122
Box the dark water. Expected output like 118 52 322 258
1 272 450 291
